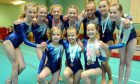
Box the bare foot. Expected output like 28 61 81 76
101 79 106 84
108 80 113 84
6 79 12 84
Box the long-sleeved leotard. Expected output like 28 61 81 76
32 23 49 44
38 43 63 74
109 20 136 50
5 23 38 48
60 40 83 74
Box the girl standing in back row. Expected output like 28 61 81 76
3 3 46 84
109 3 137 84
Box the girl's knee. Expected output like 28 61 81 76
63 71 71 78
3 40 9 45
38 75 46 82
81 72 87 79
12 62 18 69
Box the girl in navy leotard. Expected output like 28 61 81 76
47 4 64 81
81 23 107 84
3 3 46 84
109 4 137 84
98 1 114 83
98 1 133 83
64 5 82 31
47 4 65 31
63 28 83 84
38 27 64 84
32 5 49 60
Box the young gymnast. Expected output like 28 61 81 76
98 1 133 83
3 3 46 84
98 0 115 83
109 4 137 84
81 23 107 84
62 28 83 84
47 4 64 31
38 27 64 84
32 5 49 60
64 5 83 31
47 4 65 81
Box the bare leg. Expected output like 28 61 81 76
102 41 113 84
38 67 51 84
124 39 137 84
73 69 82 84
16 48 26 75
6 48 26 84
101 64 106 84
81 68 102 84
63 67 73 84
118 46 126 84
3 40 18 84
51 70 60 84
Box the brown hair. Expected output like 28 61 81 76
111 3 123 13
67 5 79 14
87 23 99 38
86 0 94 3
50 4 63 14
86 1 96 9
110 3 124 17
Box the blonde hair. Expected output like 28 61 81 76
67 5 79 14
37 4 48 12
49 27 62 40
50 4 63 13
67 27 79 35
19 2 37 19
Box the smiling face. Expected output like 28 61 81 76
98 0 109 15
86 24 97 39
51 6 62 19
109 4 123 21
51 27 61 43
37 7 47 21
67 28 78 44
86 3 96 18
25 6 37 20
68 7 78 21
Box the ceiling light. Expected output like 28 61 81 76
11 0 26 5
